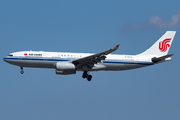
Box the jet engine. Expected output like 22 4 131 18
56 62 76 75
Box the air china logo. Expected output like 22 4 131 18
159 38 172 52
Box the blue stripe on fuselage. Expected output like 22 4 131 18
3 56 69 62
3 56 153 65
103 61 153 65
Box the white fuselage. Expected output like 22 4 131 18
3 51 153 71
3 31 175 81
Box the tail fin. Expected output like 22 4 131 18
138 31 176 56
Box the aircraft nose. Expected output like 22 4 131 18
3 56 10 63
3 57 7 62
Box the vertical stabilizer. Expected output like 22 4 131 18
138 31 176 56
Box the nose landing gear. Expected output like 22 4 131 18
82 71 92 81
20 67 24 74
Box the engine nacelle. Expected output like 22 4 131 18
56 62 76 75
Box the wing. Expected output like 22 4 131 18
72 44 120 67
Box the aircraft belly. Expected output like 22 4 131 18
4 59 56 68
99 63 147 71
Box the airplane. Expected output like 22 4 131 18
3 31 176 81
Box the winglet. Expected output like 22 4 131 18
113 44 120 50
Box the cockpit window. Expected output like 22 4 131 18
8 54 13 56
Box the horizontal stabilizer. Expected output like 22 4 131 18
152 54 174 62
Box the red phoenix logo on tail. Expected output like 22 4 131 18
159 38 172 52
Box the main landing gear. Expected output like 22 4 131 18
82 71 92 81
20 67 24 74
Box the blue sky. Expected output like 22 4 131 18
0 0 180 120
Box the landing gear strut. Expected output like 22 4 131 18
20 67 24 74
82 71 92 81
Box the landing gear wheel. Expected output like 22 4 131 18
82 71 92 81
20 70 24 74
87 75 92 81
82 71 88 78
